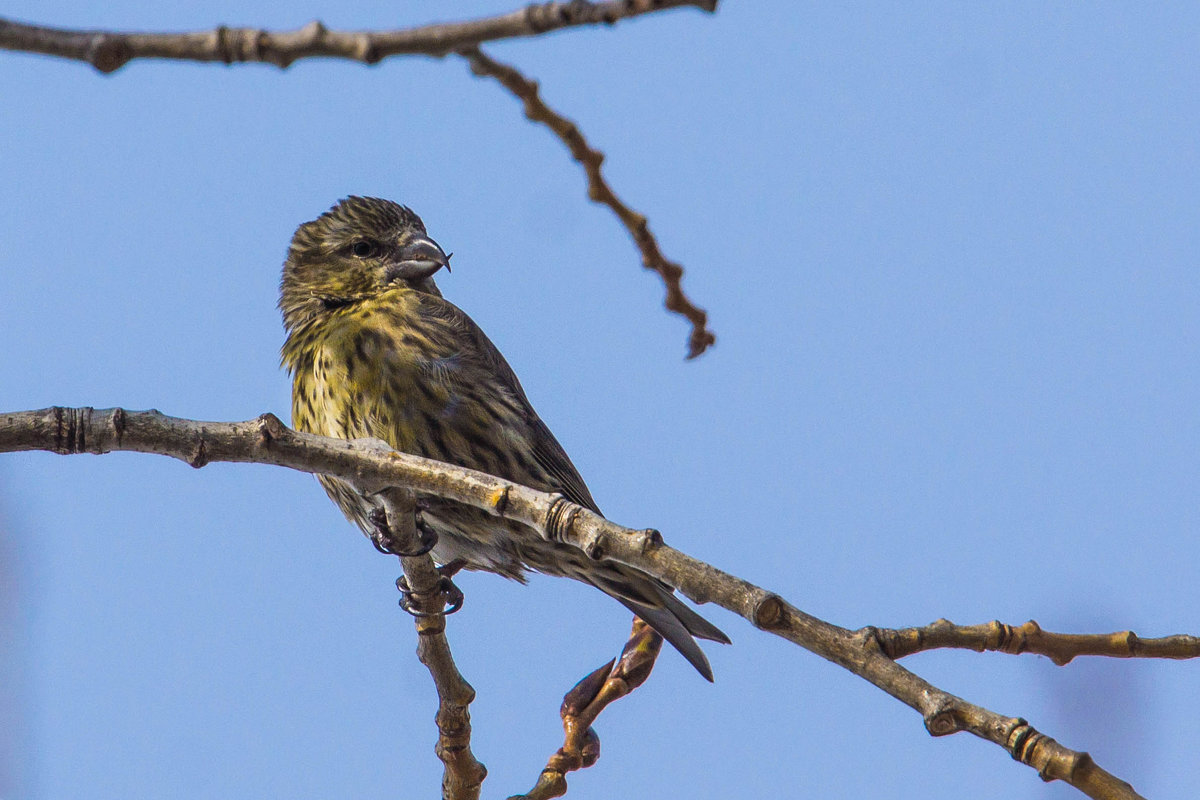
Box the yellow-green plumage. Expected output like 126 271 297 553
280 197 727 678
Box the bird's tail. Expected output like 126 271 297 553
590 567 730 681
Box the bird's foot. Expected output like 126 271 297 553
509 617 663 800
396 559 467 617
367 505 438 557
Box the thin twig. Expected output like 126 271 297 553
1 7 719 357
874 618 1200 666
377 489 487 800
461 46 716 359
514 618 661 799
0 2 717 74
0 406 1165 800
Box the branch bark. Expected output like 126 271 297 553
515 618 662 800
2 6 719 358
1 406 1174 800
461 46 716 359
376 489 487 800
876 618 1200 666
0 2 717 73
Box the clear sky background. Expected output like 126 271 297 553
1 2 1197 798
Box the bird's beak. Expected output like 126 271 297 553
387 236 451 282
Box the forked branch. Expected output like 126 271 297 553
1 5 719 358
1 406 1175 800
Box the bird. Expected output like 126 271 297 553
279 196 728 679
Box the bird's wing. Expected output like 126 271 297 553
415 292 730 677
419 293 600 513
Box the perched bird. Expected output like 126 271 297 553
279 197 728 678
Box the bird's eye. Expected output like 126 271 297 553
351 240 377 258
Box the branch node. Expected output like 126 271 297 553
303 19 326 40
544 494 581 544
637 527 663 553
985 619 1017 654
925 706 964 737
111 407 126 446
1006 719 1086 781
189 437 210 468
752 593 784 630
487 484 511 517
358 37 380 65
856 624 888 655
52 406 93 454
87 34 132 74
509 770 567 800
256 412 287 445
584 533 608 561
579 727 601 767
213 25 233 64
52 406 65 453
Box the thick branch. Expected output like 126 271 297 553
0 406 1168 800
0 2 717 73
461 46 716 359
875 618 1200 666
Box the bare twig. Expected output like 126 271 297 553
461 46 716 359
2 6 719 357
875 618 1200 666
0 406 1169 800
0 2 717 74
376 489 487 800
514 618 662 800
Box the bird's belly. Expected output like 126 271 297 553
421 500 531 580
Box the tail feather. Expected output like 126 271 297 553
585 565 730 680
613 595 719 681
600 575 729 681
651 584 732 645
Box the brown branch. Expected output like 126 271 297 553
0 406 1170 800
875 618 1200 666
461 46 716 359
0 2 717 74
376 489 487 800
1 7 719 358
515 618 662 800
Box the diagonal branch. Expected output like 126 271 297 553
0 2 717 74
875 618 1200 666
461 46 716 359
516 618 662 800
0 406 1171 800
2 7 719 358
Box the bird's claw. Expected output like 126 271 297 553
396 562 466 617
368 507 439 557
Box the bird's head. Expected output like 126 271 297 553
280 196 450 330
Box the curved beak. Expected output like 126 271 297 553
387 236 450 283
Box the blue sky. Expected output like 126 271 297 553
1 2 1197 798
